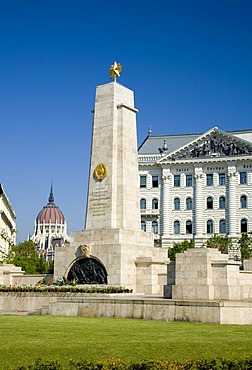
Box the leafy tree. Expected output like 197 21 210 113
204 234 232 254
238 232 252 261
7 240 53 274
168 239 195 261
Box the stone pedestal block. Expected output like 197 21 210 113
0 264 24 286
55 228 167 294
172 248 252 301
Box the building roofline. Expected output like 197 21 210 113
0 184 16 220
139 128 252 140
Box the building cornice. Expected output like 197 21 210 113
0 185 16 220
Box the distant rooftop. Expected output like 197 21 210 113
138 128 252 155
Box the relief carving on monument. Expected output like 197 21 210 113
173 135 252 160
80 244 90 258
67 257 108 285
94 163 108 181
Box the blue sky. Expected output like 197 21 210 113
1 0 252 243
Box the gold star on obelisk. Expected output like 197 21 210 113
109 61 123 81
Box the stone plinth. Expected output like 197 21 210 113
55 229 167 294
243 259 252 271
171 248 252 300
0 264 24 286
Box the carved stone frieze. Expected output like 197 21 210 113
172 135 252 160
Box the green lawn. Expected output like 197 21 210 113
0 316 252 369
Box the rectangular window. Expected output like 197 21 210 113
240 172 247 185
152 176 159 187
219 173 225 186
140 175 147 188
206 174 213 186
174 175 180 187
186 174 193 187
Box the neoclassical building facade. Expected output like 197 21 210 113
0 184 16 261
138 127 252 254
31 186 69 260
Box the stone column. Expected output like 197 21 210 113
161 173 171 239
194 167 203 245
227 165 237 237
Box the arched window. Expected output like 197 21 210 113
174 220 180 234
240 195 247 208
241 218 248 233
152 198 158 209
141 221 146 232
207 220 213 234
140 198 146 210
219 196 225 209
186 220 192 234
174 197 180 210
152 221 158 234
219 219 226 234
186 197 192 210
207 197 213 209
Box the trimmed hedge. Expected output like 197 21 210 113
13 358 252 370
0 285 133 294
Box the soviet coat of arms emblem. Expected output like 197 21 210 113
94 163 108 181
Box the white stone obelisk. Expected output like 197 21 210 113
85 81 140 231
55 77 168 293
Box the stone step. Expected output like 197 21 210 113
0 310 30 315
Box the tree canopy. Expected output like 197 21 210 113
238 232 252 261
7 240 53 274
204 235 232 254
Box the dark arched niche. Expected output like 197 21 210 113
67 257 108 284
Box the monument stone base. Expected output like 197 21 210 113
0 264 24 286
165 248 252 300
54 228 168 294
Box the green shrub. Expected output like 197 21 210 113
168 240 195 261
13 357 252 370
0 285 133 294
204 235 232 254
238 232 252 261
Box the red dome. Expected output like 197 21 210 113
36 186 65 225
37 204 65 224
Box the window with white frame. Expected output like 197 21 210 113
174 197 180 210
207 196 213 209
186 220 192 234
140 198 146 210
141 221 146 232
152 176 159 188
219 196 225 209
207 220 213 234
206 174 213 186
174 220 180 234
219 219 226 234
219 173 225 186
240 172 247 185
140 175 147 188
186 174 193 187
152 221 158 234
174 175 180 187
241 218 248 233
240 195 247 208
186 197 192 210
152 198 158 209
